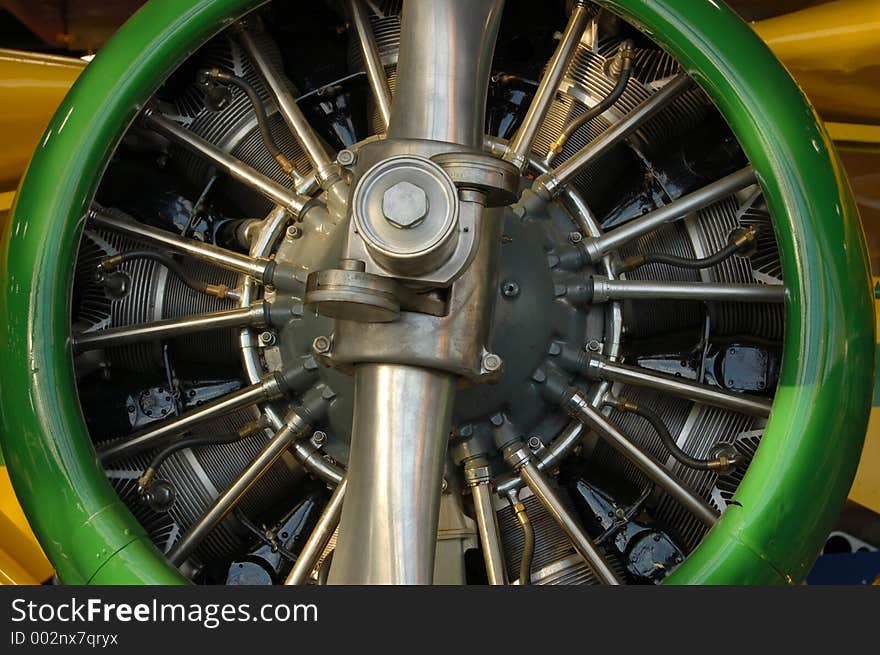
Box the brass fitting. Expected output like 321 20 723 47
205 283 230 299
730 225 759 255
619 254 647 272
99 254 124 271
137 467 156 493
511 500 531 530
236 420 265 439
607 39 635 79
275 153 296 176
607 396 639 413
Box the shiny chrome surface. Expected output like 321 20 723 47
167 408 310 566
329 364 455 584
238 27 337 186
503 2 592 171
346 0 393 130
586 356 773 417
15 0 840 587
144 109 312 215
388 0 504 147
284 477 347 585
89 208 270 280
72 303 267 352
590 277 785 303
465 457 507 585
583 166 757 261
97 374 283 462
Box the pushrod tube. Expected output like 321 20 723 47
505 444 621 585
143 109 312 216
97 374 283 462
566 391 719 527
590 277 785 303
465 457 507 585
168 409 311 566
346 0 393 129
238 28 337 186
583 166 757 261
503 1 592 170
285 478 347 585
72 303 267 352
585 356 773 417
534 74 692 198
89 208 270 281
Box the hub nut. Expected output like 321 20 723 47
382 180 428 229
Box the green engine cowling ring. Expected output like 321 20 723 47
0 0 873 585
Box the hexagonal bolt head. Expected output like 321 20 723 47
482 353 503 373
312 335 332 355
382 180 428 229
337 149 357 166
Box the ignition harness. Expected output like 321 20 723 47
604 397 738 472
547 39 634 160
198 67 297 177
137 420 264 496
619 225 758 273
99 250 232 299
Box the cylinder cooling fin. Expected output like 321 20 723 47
0 0 872 586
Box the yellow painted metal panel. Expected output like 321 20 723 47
0 466 53 584
826 122 880 147
0 49 85 192
754 0 880 125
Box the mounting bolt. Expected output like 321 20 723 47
337 149 357 166
312 430 327 446
258 331 276 347
527 436 543 451
585 339 602 353
285 225 303 241
482 352 503 373
312 335 332 355
568 231 583 244
501 280 520 298
383 180 428 229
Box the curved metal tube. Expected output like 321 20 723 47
567 390 719 527
506 444 621 585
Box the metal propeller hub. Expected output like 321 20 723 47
352 155 460 275
273 194 602 468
